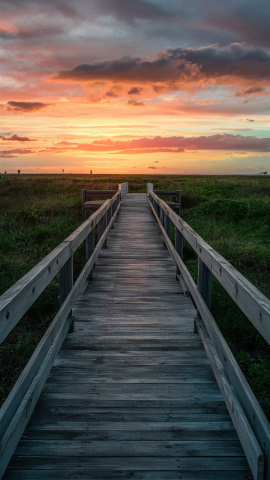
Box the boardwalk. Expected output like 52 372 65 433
4 194 252 479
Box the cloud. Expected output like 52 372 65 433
6 101 51 112
127 99 145 106
0 133 35 141
128 87 143 95
148 166 157 169
105 90 118 97
247 119 255 122
42 134 270 155
91 0 170 23
235 87 267 97
0 29 15 41
54 44 270 94
55 54 200 86
207 3 270 48
0 148 34 158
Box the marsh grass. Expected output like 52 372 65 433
0 173 270 417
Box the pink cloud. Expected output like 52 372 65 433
42 134 270 155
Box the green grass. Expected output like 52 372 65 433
0 173 269 417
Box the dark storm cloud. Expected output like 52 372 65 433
207 1 270 48
55 44 270 88
168 44 270 81
56 56 184 83
7 101 51 112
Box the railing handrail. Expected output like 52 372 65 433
149 190 270 345
149 189 270 480
0 192 121 344
0 188 123 477
118 182 129 198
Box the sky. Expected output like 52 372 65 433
0 0 270 174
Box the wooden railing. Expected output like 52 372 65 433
0 188 124 477
118 182 129 198
148 189 270 480
147 183 181 214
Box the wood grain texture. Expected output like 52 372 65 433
4 193 252 479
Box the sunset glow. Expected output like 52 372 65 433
1 0 269 174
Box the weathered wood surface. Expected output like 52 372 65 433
4 194 252 479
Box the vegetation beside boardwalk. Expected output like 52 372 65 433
0 173 269 418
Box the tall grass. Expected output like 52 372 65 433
0 173 269 416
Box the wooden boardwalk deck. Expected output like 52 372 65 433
4 194 252 479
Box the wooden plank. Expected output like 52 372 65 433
14 439 245 457
3 470 253 480
6 456 252 472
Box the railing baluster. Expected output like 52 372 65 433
195 257 212 333
86 229 94 279
175 228 183 276
165 213 171 239
59 255 74 332
198 258 212 308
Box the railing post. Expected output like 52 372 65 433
165 213 171 239
147 182 153 196
109 201 113 229
59 255 74 332
175 228 183 276
98 214 107 246
195 258 212 333
86 229 94 279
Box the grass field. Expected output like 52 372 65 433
0 173 270 417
